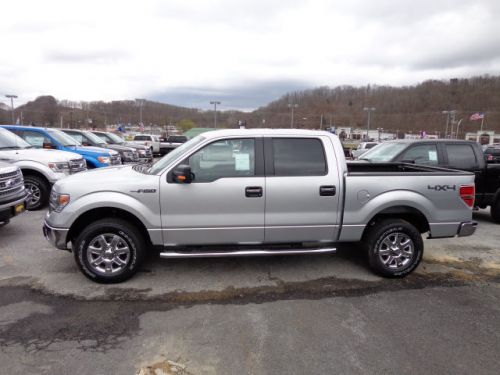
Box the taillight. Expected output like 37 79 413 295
460 185 475 208
487 155 493 161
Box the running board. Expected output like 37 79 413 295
159 247 336 259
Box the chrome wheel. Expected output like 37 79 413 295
25 182 41 209
86 233 131 275
377 232 414 270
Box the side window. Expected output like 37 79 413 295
22 130 52 148
401 144 438 165
184 138 255 183
446 144 477 169
66 132 84 144
272 138 327 176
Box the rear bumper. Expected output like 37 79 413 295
457 221 477 237
43 221 70 251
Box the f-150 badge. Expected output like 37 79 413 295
130 189 157 193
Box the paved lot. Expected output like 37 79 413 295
0 209 499 374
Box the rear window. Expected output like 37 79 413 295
272 138 326 176
134 135 150 141
446 144 477 169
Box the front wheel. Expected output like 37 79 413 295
73 218 146 283
364 219 423 278
24 175 50 210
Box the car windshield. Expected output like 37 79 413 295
47 129 81 146
83 131 107 147
359 142 408 162
106 132 125 144
148 135 206 174
0 128 32 149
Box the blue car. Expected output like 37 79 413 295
1 125 121 168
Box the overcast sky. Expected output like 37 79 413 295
1 0 500 111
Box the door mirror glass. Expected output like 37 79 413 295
173 164 193 183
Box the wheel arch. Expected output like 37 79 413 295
363 205 430 239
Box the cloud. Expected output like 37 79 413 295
1 0 500 110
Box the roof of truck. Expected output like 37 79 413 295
200 128 336 139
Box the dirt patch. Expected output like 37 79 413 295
137 359 192 375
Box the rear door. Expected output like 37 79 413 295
264 136 341 243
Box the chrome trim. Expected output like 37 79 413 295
0 195 25 211
43 221 70 251
160 247 336 258
457 221 477 237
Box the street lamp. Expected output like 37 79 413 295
442 110 457 138
135 99 145 130
5 94 17 124
210 101 221 128
363 107 376 140
288 103 298 128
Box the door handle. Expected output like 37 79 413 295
245 186 263 197
319 185 336 196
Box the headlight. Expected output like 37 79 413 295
98 156 111 164
48 162 70 174
49 191 70 213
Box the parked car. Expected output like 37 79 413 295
484 144 500 163
1 125 121 168
358 139 500 222
43 129 476 283
62 129 137 164
131 134 163 155
351 142 379 159
0 162 26 226
91 131 153 163
159 135 188 155
0 127 86 210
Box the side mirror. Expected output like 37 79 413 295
173 164 193 183
43 142 56 149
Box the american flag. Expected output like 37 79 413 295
470 112 485 121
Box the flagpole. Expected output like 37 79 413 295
480 117 484 133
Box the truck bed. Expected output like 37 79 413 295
346 162 473 175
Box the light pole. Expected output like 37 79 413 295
288 103 298 128
455 118 464 139
210 101 221 128
442 110 457 138
363 107 376 141
377 127 384 142
5 94 17 124
135 99 145 130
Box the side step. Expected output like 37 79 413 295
159 247 336 259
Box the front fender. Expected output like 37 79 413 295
17 161 66 183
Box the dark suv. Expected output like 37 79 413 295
484 144 500 163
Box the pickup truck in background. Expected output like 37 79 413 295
91 131 154 163
358 139 500 222
0 162 26 226
159 135 188 155
61 129 139 164
1 125 121 168
0 127 86 210
131 134 162 155
44 129 476 283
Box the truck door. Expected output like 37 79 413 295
264 136 341 243
160 137 265 245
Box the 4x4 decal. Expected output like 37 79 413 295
427 184 456 191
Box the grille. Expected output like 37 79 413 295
69 159 87 174
49 189 57 212
111 154 121 165
0 185 24 198
145 149 152 157
0 169 21 180
0 169 23 192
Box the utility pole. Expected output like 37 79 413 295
288 103 298 128
442 110 457 138
210 101 221 128
5 94 17 124
135 99 145 130
363 107 376 141
320 113 323 129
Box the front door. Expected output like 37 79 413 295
160 137 265 246
264 136 341 243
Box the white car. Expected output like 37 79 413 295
0 128 86 210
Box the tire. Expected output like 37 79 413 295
73 218 146 283
491 199 500 223
24 175 50 210
364 219 423 278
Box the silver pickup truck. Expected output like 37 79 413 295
43 129 477 283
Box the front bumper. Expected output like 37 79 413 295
43 221 70 251
457 221 477 237
0 196 26 223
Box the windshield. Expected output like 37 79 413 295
83 131 107 147
359 142 408 162
149 135 206 174
0 128 32 149
47 129 81 146
106 132 125 144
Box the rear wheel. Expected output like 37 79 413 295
364 219 423 278
73 218 146 283
24 175 50 210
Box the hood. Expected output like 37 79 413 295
0 148 83 163
53 165 159 198
104 144 136 153
124 142 149 151
70 145 119 156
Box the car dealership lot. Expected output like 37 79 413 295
0 210 499 374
